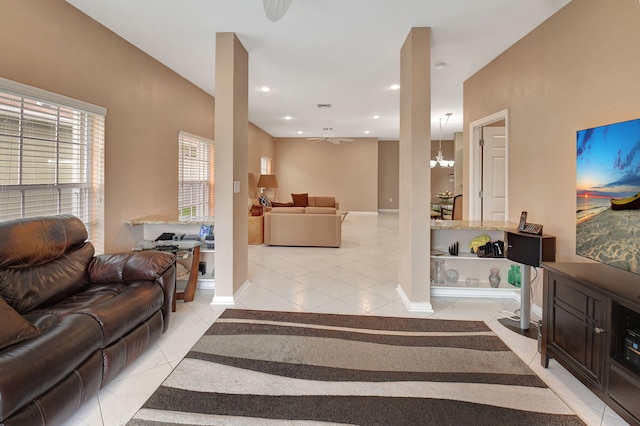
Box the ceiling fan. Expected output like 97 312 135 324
306 128 354 144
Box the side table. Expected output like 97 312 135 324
134 240 201 311
248 214 264 244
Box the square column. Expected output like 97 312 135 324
398 27 432 312
213 32 249 303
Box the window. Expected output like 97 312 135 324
0 78 105 253
260 156 272 175
178 132 214 220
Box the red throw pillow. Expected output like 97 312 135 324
291 193 309 207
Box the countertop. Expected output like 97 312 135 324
125 215 215 226
431 220 516 231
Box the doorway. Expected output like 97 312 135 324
468 110 509 221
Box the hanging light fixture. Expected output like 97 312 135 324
263 0 293 21
430 113 455 168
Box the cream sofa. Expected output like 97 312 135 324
263 196 342 247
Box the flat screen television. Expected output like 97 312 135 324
576 117 640 275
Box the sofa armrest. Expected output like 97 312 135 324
89 251 176 332
89 251 175 283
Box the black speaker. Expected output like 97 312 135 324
505 231 556 267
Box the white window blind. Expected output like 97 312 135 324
0 78 105 253
178 131 214 220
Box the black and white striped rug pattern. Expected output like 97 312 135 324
129 309 584 425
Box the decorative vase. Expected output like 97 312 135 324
433 259 446 285
489 268 501 288
508 265 521 287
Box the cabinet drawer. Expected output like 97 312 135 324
609 363 640 422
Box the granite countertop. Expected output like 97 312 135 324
125 215 215 226
431 220 516 231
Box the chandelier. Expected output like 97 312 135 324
430 113 455 168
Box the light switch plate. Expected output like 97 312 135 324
233 181 240 193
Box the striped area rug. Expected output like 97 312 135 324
129 309 585 425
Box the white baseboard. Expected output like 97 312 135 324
210 295 234 305
197 280 215 290
396 285 434 313
431 285 521 300
210 279 250 306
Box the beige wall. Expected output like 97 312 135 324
248 124 275 198
464 0 640 302
0 0 214 252
0 0 273 253
273 138 378 211
378 139 456 211
378 140 400 210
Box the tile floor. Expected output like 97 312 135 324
64 212 629 426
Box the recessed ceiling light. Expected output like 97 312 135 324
372 115 380 119
297 131 303 135
284 116 292 120
434 63 447 70
260 86 271 92
390 84 400 90
364 130 371 134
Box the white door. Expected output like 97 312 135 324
481 126 506 221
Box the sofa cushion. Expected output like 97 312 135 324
0 313 103 421
311 196 336 207
0 243 94 314
0 214 88 269
0 298 40 351
271 201 294 207
291 193 309 207
78 281 165 346
305 207 337 214
271 207 305 214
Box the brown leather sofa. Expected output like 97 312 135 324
0 214 176 426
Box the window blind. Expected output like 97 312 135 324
178 131 214 220
0 78 105 253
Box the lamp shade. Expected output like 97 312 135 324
257 174 278 188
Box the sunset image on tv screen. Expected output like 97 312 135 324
576 117 640 274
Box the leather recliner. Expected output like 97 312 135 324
0 214 176 425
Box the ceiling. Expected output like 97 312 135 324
66 0 570 141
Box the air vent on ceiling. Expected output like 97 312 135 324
317 104 332 108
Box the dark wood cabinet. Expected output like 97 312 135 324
542 262 640 426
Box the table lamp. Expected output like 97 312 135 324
257 174 278 205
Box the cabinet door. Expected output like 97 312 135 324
546 273 608 390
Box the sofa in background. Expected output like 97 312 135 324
0 214 176 426
263 195 342 247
